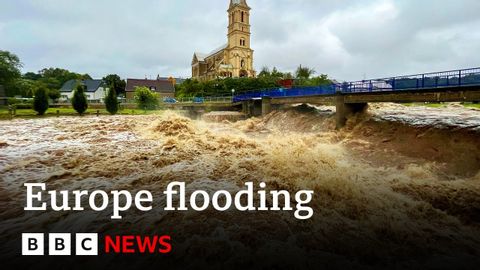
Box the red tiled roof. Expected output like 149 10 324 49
125 79 175 93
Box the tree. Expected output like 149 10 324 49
295 65 316 79
309 74 331 86
102 74 126 96
104 85 118 115
71 84 88 115
0 51 22 85
134 86 159 110
258 66 271 78
258 66 285 80
23 72 41 81
9 78 37 97
174 66 332 97
271 67 284 79
33 87 49 115
175 76 281 98
283 72 294 80
38 68 91 90
0 51 22 96
48 89 61 102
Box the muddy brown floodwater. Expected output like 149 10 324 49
0 104 479 269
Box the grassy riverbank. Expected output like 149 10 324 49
0 107 164 119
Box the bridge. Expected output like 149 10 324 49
4 68 475 128
162 97 237 118
230 67 480 128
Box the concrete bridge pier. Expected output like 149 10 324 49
242 101 249 115
242 100 263 117
184 107 205 119
241 101 249 116
262 97 272 116
336 95 368 129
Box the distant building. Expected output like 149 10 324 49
278 79 294 89
0 85 6 105
125 78 175 99
191 0 255 81
60 79 108 101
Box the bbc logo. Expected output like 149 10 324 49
22 233 98 256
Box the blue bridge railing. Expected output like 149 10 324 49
233 84 338 103
233 67 480 102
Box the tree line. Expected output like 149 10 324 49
31 83 157 116
175 65 332 98
0 50 126 99
2 49 334 114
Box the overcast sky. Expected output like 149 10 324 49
1 0 479 81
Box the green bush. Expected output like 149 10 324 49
71 84 88 115
175 77 280 98
134 86 159 110
104 86 118 115
7 97 21 105
174 66 331 98
33 87 49 115
7 97 33 109
48 89 61 102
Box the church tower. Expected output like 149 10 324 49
191 0 255 80
227 0 255 77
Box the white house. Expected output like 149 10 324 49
60 79 108 102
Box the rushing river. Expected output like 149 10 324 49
0 104 479 268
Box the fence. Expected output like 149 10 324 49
233 85 338 102
233 67 480 101
343 67 480 93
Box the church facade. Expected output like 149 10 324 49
192 0 255 81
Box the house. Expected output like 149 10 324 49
60 79 108 101
0 85 6 105
125 78 175 99
191 0 255 81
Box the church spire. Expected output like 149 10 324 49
229 0 249 9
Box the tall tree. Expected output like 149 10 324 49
271 67 284 78
48 89 61 101
0 51 22 96
102 74 126 96
9 78 38 97
295 65 316 79
33 87 49 115
38 68 91 89
134 86 158 110
23 72 41 81
309 74 332 86
71 84 88 115
104 85 119 115
258 66 271 78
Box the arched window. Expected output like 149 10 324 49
241 12 244 22
240 38 246 46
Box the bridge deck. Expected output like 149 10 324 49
266 86 480 105
233 67 480 104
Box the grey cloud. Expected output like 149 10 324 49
0 0 478 81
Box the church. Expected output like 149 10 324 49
191 0 255 81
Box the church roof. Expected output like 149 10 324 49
194 52 207 62
194 44 228 63
207 44 228 57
